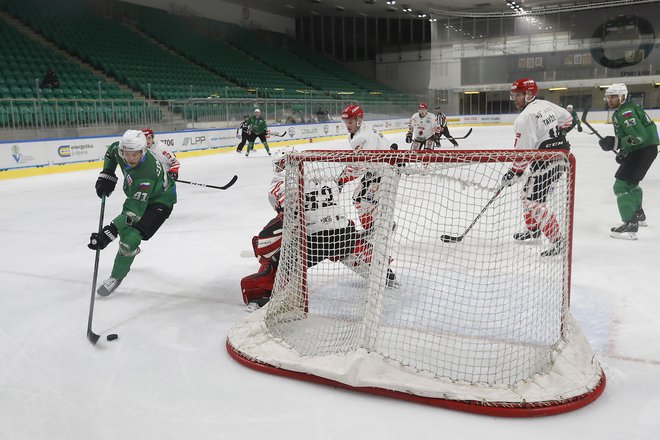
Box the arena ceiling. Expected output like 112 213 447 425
226 0 660 19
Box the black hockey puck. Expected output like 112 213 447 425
106 334 119 341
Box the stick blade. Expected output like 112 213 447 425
220 175 239 189
87 330 100 345
440 234 463 243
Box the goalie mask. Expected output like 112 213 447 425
273 150 286 174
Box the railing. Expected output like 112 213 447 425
0 97 422 141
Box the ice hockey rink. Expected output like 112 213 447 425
1 124 659 439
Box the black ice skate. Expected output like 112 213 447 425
540 239 564 257
610 220 638 240
386 269 399 288
97 277 122 297
636 208 647 227
513 229 541 241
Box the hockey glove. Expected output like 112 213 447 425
168 171 178 181
95 172 118 198
405 132 413 143
577 125 583 132
88 223 118 250
501 169 524 187
599 136 616 152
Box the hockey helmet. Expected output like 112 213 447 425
604 83 628 103
341 104 364 120
419 102 428 110
119 129 147 161
510 78 538 103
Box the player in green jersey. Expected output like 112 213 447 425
88 129 177 296
599 83 658 240
564 105 582 134
245 108 271 157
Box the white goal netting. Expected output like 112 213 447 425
227 150 604 416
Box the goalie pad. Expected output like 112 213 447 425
241 258 277 306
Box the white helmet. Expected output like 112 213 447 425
254 108 261 114
566 104 573 111
604 83 628 102
119 129 147 160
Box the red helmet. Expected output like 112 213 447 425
141 127 154 138
341 104 364 120
419 102 428 110
510 78 538 98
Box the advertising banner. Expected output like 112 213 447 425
0 118 409 171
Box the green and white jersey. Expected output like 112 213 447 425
102 142 177 224
612 102 659 154
248 116 268 135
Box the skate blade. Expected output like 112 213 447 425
610 232 638 240
244 302 261 312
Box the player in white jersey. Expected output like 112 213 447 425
502 78 572 257
406 102 440 150
142 128 180 181
339 104 395 231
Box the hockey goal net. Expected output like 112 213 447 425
227 149 605 416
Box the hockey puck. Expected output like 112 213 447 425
106 334 119 341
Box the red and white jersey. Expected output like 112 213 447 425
268 172 348 234
149 140 180 174
347 122 391 151
513 99 572 150
268 173 285 212
303 179 349 234
512 99 572 172
408 112 438 141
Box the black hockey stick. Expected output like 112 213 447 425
440 187 504 243
448 127 473 140
177 175 238 190
580 109 604 140
86 195 106 345
269 131 288 138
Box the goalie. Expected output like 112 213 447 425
241 150 396 311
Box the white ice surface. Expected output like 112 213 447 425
1 125 659 439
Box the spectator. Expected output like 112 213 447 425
40 67 59 89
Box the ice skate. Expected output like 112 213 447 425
610 220 638 240
385 269 400 288
636 208 647 227
540 239 564 257
244 296 270 312
513 229 541 241
97 277 122 297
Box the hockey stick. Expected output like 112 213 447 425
86 195 106 345
269 131 288 138
440 187 504 243
448 127 473 140
580 109 604 140
177 175 238 190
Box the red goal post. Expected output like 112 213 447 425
227 149 605 417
